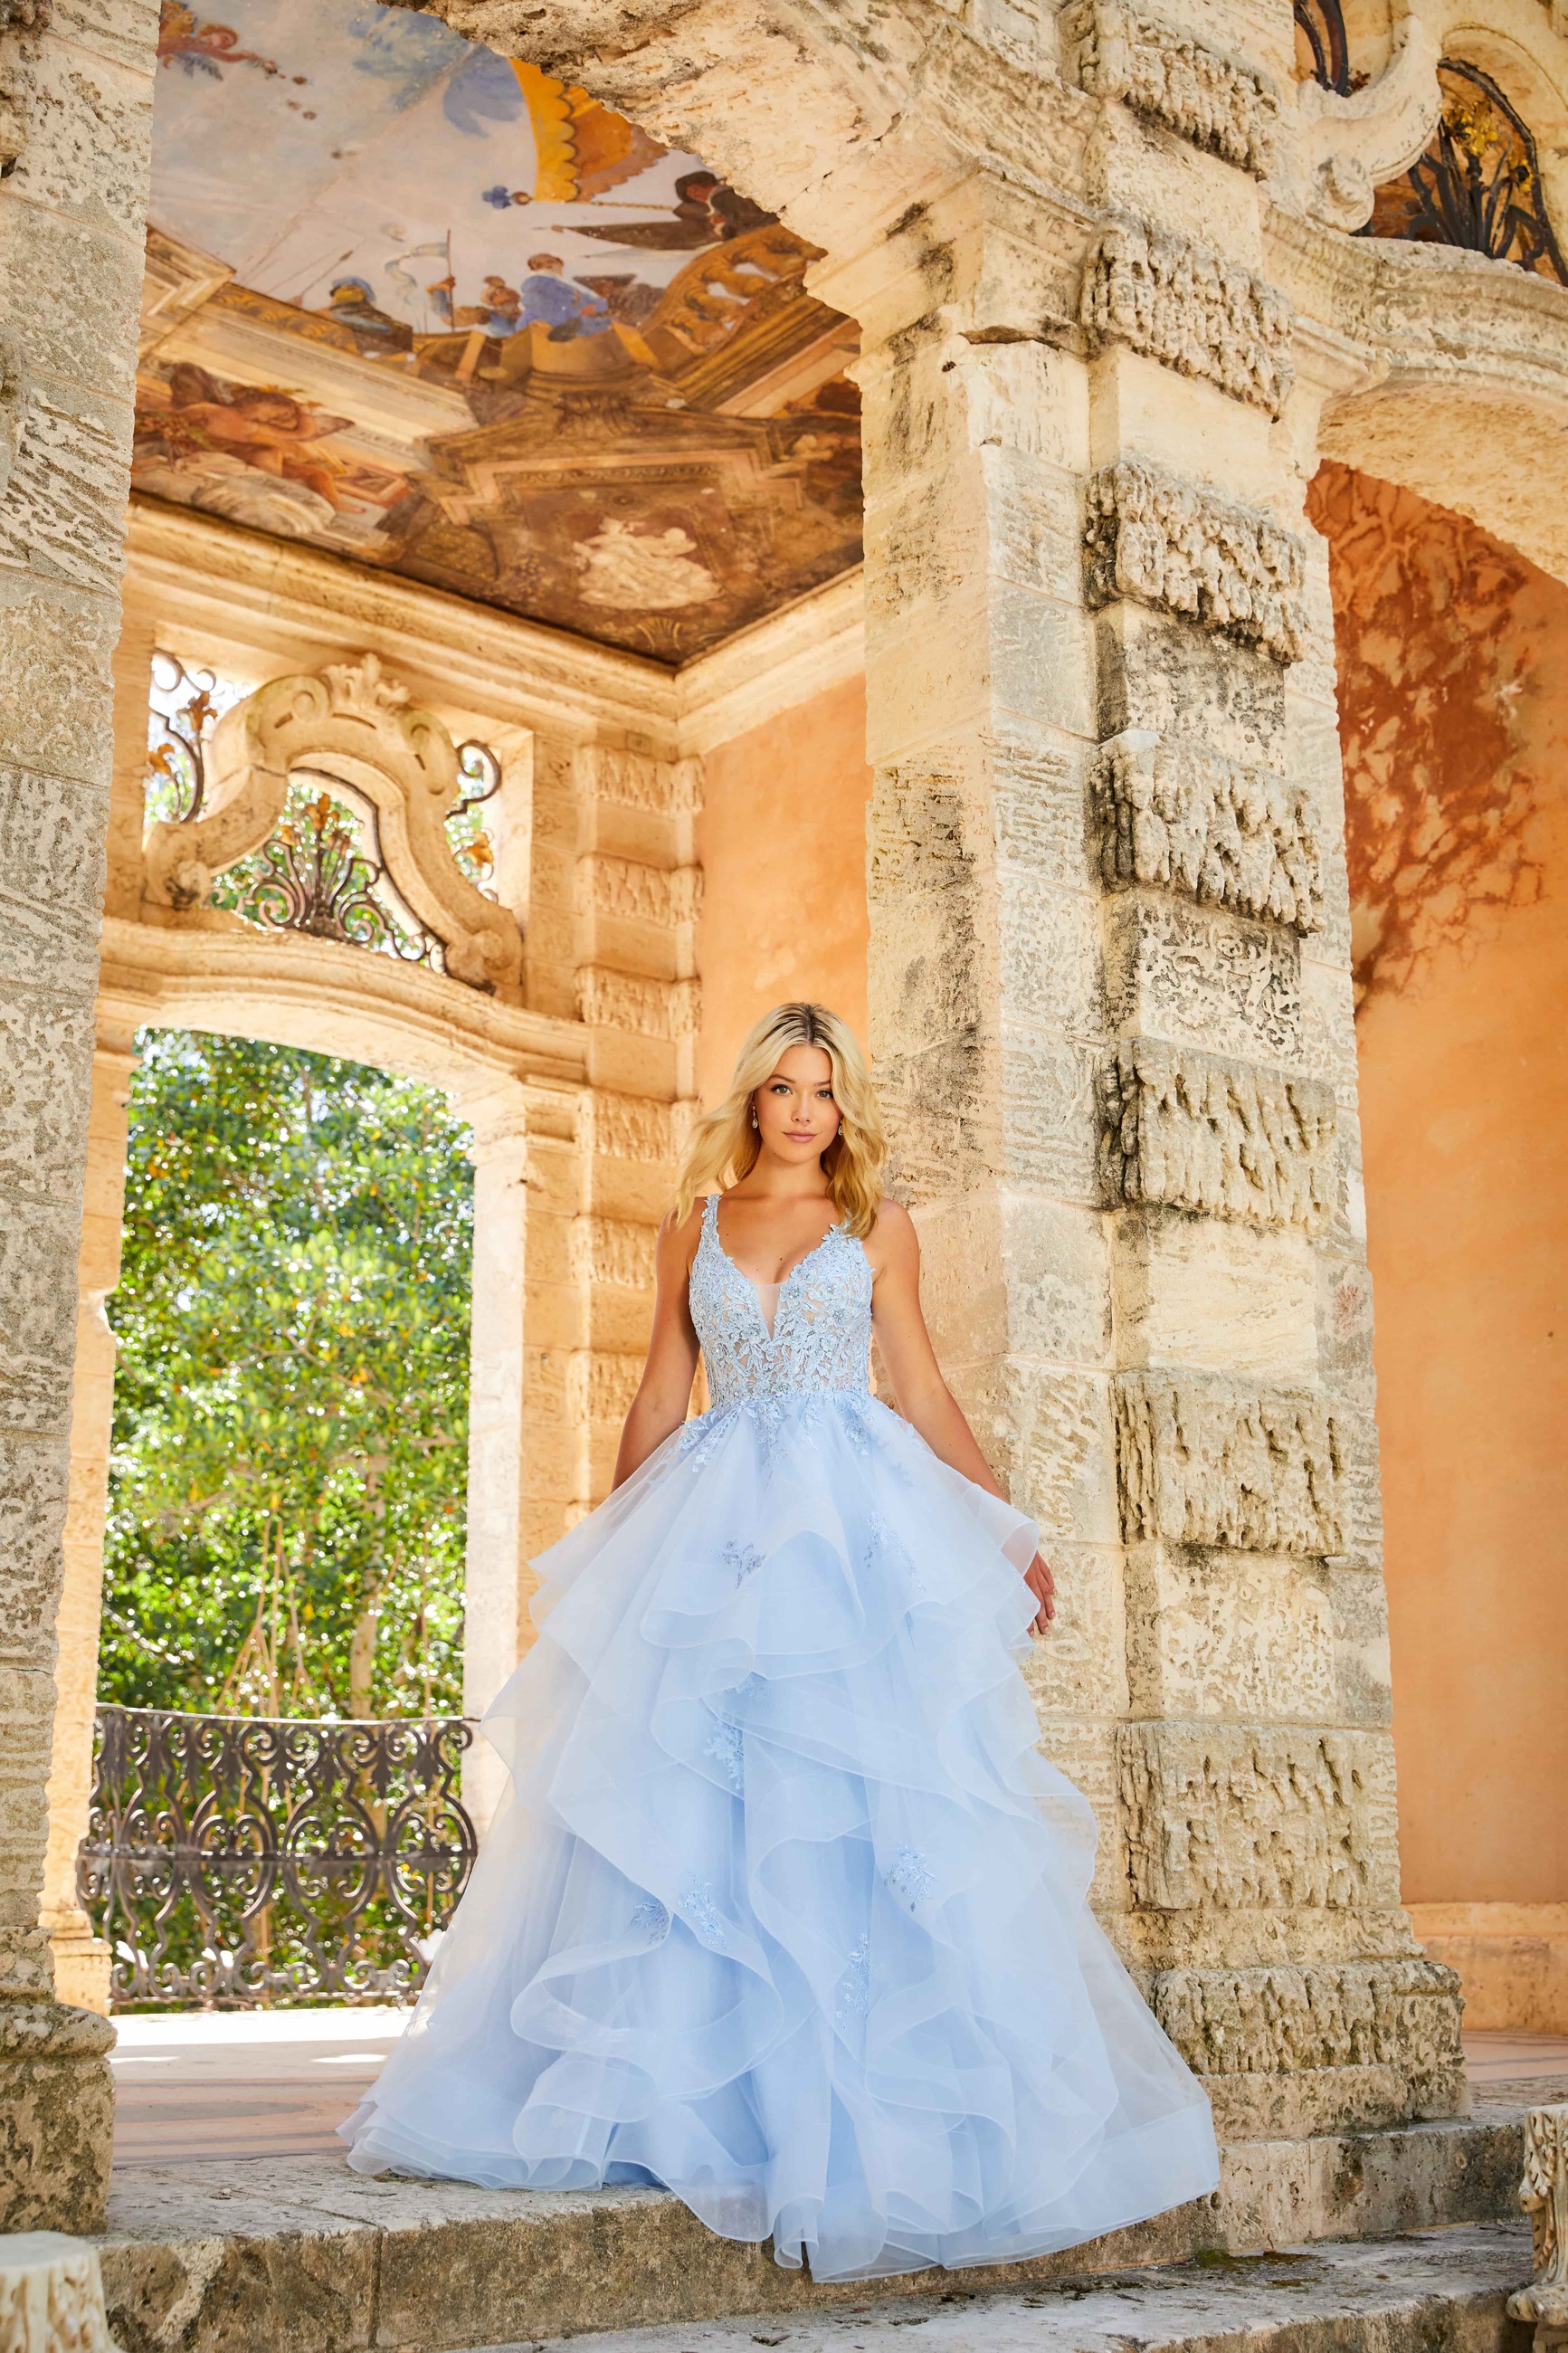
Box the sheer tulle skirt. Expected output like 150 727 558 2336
340 1391 1220 2281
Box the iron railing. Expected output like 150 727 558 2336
77 1706 477 2010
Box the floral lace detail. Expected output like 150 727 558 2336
705 1716 745 1793
836 1934 871 2025
724 1539 764 1584
631 1897 670 1941
688 1195 872 1411
886 1845 936 1910
679 1880 727 1944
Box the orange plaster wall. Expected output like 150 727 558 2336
1312 463 1568 1911
694 673 872 1108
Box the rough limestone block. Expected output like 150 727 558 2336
0 2003 114 2234
1084 460 1307 665
575 967 699 1041
1152 1956 1466 2136
1125 1544 1335 1720
0 576 117 791
1098 1038 1336 1228
1103 891 1301 1063
1117 1720 1400 1911
1113 1368 1343 1556
1017 1542 1127 1720
0 200 140 406
568 1215 658 1293
1065 0 1279 174
1114 1213 1319 1386
1094 605 1287 765
1092 729 1323 932
0 2231 115 2352
0 985 97 1207
914 1190 1112 1369
0 1435 71 1675
565 1350 645 1427
1080 214 1294 416
1330 1562 1394 1729
945 1360 1121 1549
0 1201 82 1434
0 25 153 235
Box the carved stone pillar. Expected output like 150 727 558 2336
455 1084 533 1837
42 1026 137 2015
569 746 703 1510
824 7 1463 2139
0 0 159 2230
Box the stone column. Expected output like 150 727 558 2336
0 0 159 2230
827 14 1464 2142
570 745 703 1509
455 1084 533 1836
41 1026 137 2015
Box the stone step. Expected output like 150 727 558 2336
96 2101 1535 2353
463 2223 1535 2353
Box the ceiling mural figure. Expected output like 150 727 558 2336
134 0 862 661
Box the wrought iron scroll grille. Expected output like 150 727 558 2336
144 655 505 973
77 1706 477 2009
1364 60 1568 282
1295 0 1357 95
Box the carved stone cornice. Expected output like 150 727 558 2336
1081 215 1294 417
1084 461 1307 664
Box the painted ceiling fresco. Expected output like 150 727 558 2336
138 1 862 662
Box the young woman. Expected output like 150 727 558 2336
342 1004 1219 2278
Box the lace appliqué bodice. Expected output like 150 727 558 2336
688 1194 872 1408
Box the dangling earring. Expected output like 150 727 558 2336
749 1104 758 1129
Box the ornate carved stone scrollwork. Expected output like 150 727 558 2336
1511 2106 1568 2336
1117 1721 1394 1910
1154 1954 1463 2075
1114 1367 1345 1555
1092 730 1324 932
142 653 522 995
1296 5 1442 233
1099 1038 1338 1229
1084 461 1308 665
1080 216 1295 417
1065 0 1279 176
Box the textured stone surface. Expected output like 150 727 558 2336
576 744 702 817
1117 1722 1397 1913
0 2000 115 2233
1099 1039 1337 1228
1081 216 1293 417
1124 1546 1336 1721
0 2230 116 2353
1154 1955 1463 2082
579 853 702 927
1113 1369 1344 1555
569 1215 659 1292
1104 891 1301 1065
576 966 701 1040
1085 462 1307 666
89 2135 1536 2353
1066 0 1279 175
1092 730 1323 932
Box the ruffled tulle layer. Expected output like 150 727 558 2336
340 1390 1219 2281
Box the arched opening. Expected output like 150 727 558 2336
1308 458 1568 2034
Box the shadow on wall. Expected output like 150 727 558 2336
1307 461 1566 1006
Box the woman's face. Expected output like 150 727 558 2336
753 1043 839 1166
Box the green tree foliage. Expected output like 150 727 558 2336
100 1030 473 1720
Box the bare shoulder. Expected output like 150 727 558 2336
658 1197 707 1276
865 1194 917 1277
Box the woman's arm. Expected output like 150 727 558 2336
868 1199 1056 1632
611 1205 704 1489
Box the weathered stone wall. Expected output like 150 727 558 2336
0 0 161 2229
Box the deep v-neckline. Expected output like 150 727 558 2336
710 1200 842 1341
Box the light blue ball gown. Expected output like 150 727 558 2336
340 1194 1220 2280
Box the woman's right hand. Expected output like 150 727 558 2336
1024 1551 1056 1635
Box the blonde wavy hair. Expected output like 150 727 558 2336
674 1003 887 1239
